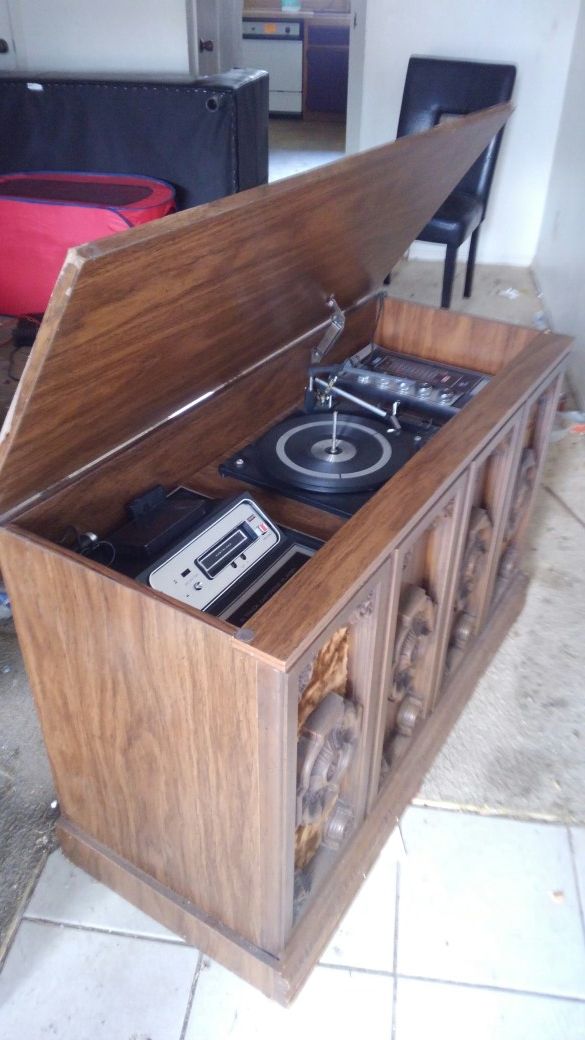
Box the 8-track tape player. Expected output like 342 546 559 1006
77 486 321 628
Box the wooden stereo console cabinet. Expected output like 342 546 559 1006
0 105 571 1003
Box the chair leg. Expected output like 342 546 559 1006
464 227 480 299
441 245 457 309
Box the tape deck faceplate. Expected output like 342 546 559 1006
134 492 321 623
75 486 321 625
139 494 281 613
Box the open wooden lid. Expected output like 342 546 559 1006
0 104 511 515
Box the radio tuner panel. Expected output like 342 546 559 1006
339 345 490 419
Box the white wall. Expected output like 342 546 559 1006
7 0 192 75
346 0 580 266
4 0 243 77
346 0 367 154
534 0 585 404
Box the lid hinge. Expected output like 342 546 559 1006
310 295 346 365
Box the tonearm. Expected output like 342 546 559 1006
305 367 401 433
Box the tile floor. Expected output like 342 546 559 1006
2 119 585 1038
1 808 585 1039
268 116 346 182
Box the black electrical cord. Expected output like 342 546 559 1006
58 525 117 567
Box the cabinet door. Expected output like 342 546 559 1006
304 24 349 117
305 46 349 114
287 565 392 930
370 477 469 798
436 414 524 689
485 368 564 613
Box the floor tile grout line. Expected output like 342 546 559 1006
567 825 585 944
390 860 401 1040
410 800 577 828
543 484 585 531
179 952 204 1040
394 972 585 1006
319 962 585 1005
20 914 190 946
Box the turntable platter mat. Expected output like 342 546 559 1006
256 413 411 493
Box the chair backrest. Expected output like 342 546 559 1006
397 56 516 217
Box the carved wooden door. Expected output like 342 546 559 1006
436 414 524 689
485 369 564 614
286 566 392 928
369 477 469 798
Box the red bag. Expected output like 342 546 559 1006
0 172 175 315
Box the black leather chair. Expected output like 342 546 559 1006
389 56 516 308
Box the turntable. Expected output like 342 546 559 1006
220 300 489 516
220 406 436 518
219 310 458 516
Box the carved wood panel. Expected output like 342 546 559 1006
433 416 524 690
289 574 389 923
492 372 563 604
375 481 467 789
440 423 518 680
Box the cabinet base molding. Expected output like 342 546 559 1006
57 571 527 1006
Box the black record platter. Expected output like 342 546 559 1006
220 408 437 518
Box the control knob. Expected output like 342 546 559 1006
415 381 433 399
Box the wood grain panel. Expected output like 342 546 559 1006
0 105 512 514
0 524 273 950
377 296 538 374
58 820 284 997
14 299 377 537
57 571 529 1004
